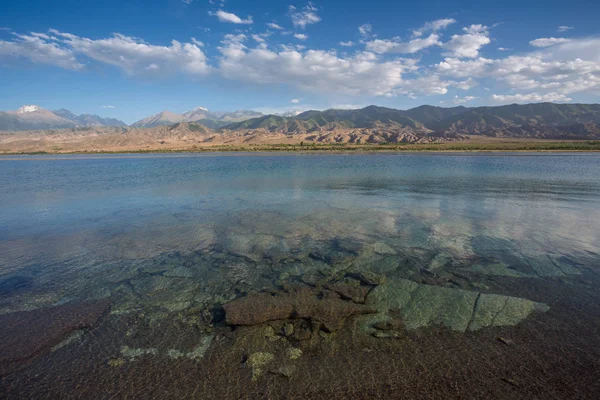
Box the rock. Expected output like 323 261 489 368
349 271 386 285
374 242 396 255
223 287 376 332
497 337 514 346
325 283 370 304
246 352 275 381
428 253 452 270
287 348 302 360
270 364 296 378
365 278 548 332
292 320 312 341
120 346 159 359
0 300 110 375
223 293 295 325
373 319 404 331
372 331 402 339
283 323 295 337
107 358 125 367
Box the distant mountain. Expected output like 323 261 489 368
221 103 600 140
3 102 600 141
130 110 186 128
54 109 126 127
0 105 126 131
1 105 76 131
132 107 264 128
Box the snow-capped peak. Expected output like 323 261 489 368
192 106 209 112
17 105 41 113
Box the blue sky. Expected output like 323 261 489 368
1 0 599 123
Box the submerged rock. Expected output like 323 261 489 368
246 352 275 381
223 287 376 332
365 278 548 332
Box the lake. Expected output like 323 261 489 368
1 153 599 399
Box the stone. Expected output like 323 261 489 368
349 271 386 285
292 320 312 341
366 278 548 333
270 364 296 378
283 323 295 336
186 335 214 360
374 242 396 255
223 287 376 332
325 283 370 304
287 348 303 360
107 358 125 367
120 346 158 359
497 337 514 346
246 352 275 381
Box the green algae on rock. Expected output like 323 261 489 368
365 278 549 332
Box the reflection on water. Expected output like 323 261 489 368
0 153 599 398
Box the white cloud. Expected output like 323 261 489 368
290 98 300 103
0 31 83 70
339 41 354 47
412 18 456 37
498 47 512 51
217 35 418 96
267 22 284 30
47 29 210 75
490 93 572 103
530 37 572 48
294 33 308 40
209 10 253 24
454 77 478 90
289 3 321 29
558 26 574 32
442 25 491 58
358 24 373 38
453 95 478 104
365 33 441 54
101 105 116 109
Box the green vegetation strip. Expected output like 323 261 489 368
3 141 600 155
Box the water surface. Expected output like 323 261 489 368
1 153 599 399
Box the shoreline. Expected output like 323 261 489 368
2 140 600 155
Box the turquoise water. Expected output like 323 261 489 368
0 153 599 398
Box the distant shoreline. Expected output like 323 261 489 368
1 140 600 156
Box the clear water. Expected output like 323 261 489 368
1 153 599 397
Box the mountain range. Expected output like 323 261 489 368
222 103 600 140
2 103 600 144
0 105 264 131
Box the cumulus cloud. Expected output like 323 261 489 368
290 98 300 103
442 25 491 58
412 18 456 37
289 3 321 29
267 22 284 30
558 26 574 32
339 41 354 47
0 31 83 70
490 93 572 103
31 29 211 75
294 33 308 40
209 10 253 24
453 95 478 104
217 34 418 96
366 33 441 54
530 37 572 48
359 24 373 38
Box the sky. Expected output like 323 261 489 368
0 0 599 124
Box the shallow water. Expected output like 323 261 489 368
1 153 599 399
